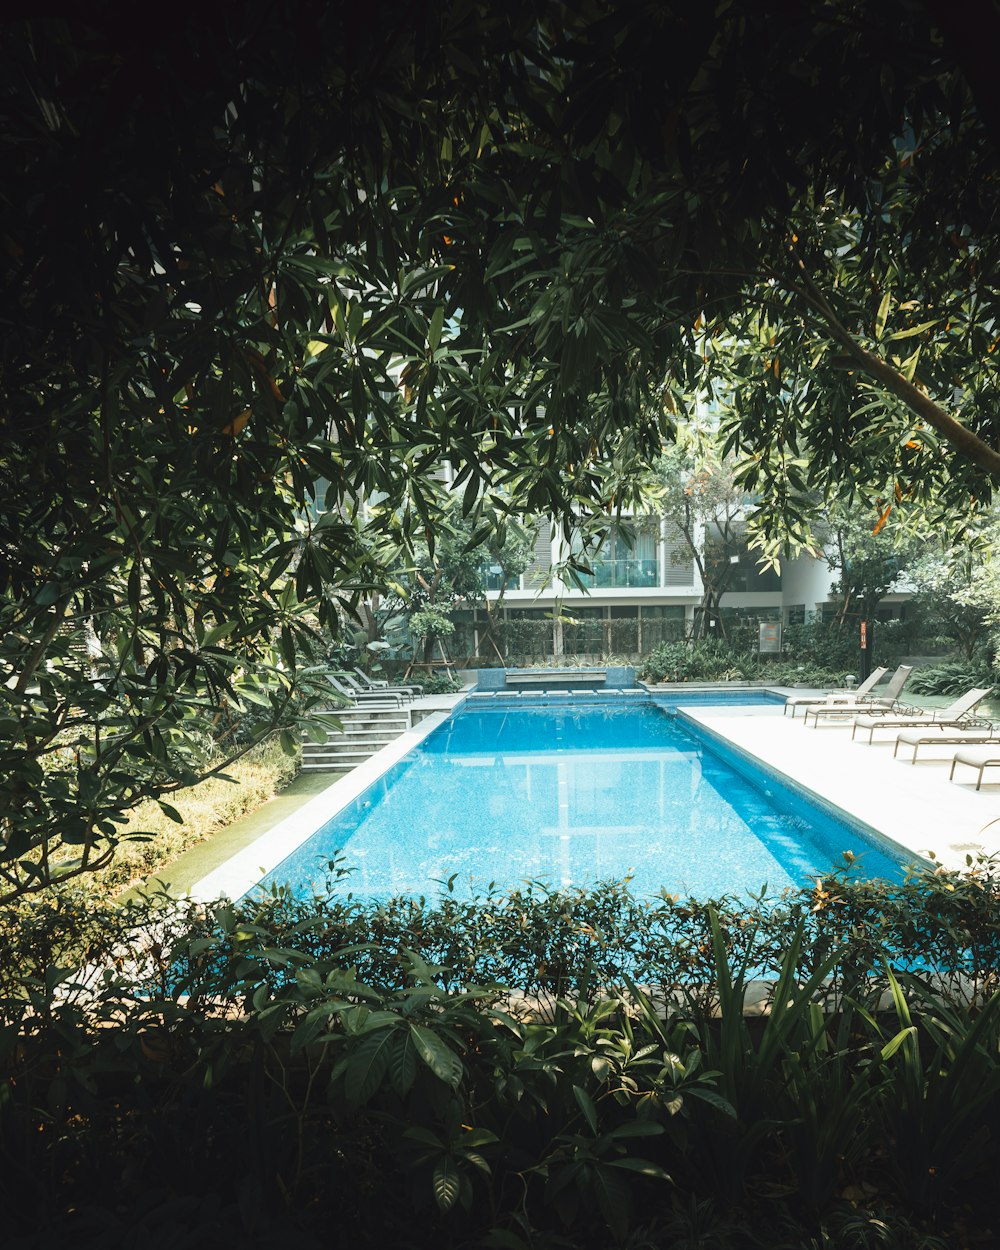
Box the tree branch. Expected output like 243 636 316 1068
782 242 1000 478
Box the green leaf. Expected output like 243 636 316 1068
685 1088 737 1117
432 1156 461 1212
887 318 940 341
590 1163 631 1242
428 305 445 352
874 290 891 339
607 1157 672 1181
34 582 61 606
880 1025 918 1062
605 1120 665 1139
203 621 238 648
409 1024 463 1087
157 800 184 824
572 1083 599 1135
389 1030 418 1095
345 1026 396 1105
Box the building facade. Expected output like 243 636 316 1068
453 517 913 663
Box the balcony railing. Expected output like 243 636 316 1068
591 558 659 589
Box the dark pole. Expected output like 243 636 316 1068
859 618 872 682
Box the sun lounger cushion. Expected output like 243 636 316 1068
893 727 1000 763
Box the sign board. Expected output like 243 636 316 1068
860 620 867 650
758 622 781 654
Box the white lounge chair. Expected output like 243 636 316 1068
802 665 913 728
328 673 408 708
950 746 1000 790
852 687 993 745
783 666 889 718
348 666 422 699
893 725 1000 764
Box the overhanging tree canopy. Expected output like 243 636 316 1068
4 1 1000 895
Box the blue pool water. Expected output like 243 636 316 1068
256 702 907 901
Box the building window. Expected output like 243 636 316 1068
480 560 519 591
574 523 659 588
787 604 805 626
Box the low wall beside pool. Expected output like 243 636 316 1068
474 665 636 692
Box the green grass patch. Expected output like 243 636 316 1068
94 737 300 897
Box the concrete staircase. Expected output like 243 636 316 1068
301 705 411 772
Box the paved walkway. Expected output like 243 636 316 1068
685 702 1000 870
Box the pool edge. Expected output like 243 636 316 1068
188 705 462 901
676 709 934 873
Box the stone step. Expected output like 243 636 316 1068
311 733 400 748
302 702 413 770
321 718 409 732
324 707 409 722
302 750 377 764
302 752 381 770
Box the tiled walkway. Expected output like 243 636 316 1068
685 702 1000 870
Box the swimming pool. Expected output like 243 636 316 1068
254 700 907 901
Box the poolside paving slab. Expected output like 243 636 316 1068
684 704 1000 871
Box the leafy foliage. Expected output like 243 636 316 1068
650 429 748 637
2 862 1000 1245
6 3 1000 893
819 500 924 623
415 673 464 695
907 659 996 697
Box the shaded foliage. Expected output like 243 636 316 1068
5 4 1000 884
0 863 999 1245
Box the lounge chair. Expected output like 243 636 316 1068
348 666 422 699
327 673 408 707
783 666 889 717
893 725 1000 764
950 746 1000 790
851 686 993 745
802 665 913 728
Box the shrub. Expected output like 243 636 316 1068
415 672 463 694
79 737 300 896
1 861 1000 1245
909 658 995 696
2 862 1000 1245
760 660 852 686
639 641 699 682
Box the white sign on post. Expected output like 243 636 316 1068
758 622 781 654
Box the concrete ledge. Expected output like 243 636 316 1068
506 670 607 688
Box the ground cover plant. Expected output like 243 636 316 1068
907 658 997 698
2 859 999 1248
86 738 300 897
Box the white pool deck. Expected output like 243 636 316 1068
684 702 1000 871
189 689 1000 901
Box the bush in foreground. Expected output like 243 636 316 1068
0 860 998 1247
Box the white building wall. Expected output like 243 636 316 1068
779 551 836 616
